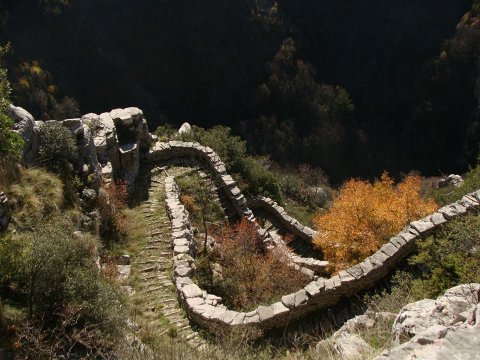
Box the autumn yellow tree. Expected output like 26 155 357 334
313 173 437 270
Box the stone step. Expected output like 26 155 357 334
148 239 169 245
185 333 198 341
162 298 177 304
144 246 162 251
177 325 191 332
145 286 163 293
164 309 182 317
136 259 158 265
139 274 159 281
139 266 157 273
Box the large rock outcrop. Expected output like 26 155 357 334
7 105 154 187
376 284 480 359
60 118 102 185
85 107 153 184
6 104 37 166
316 311 396 359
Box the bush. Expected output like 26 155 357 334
0 215 125 357
175 124 283 202
236 156 283 203
314 173 437 270
37 121 78 173
154 123 180 142
97 180 129 246
0 112 23 187
0 46 23 187
198 219 308 311
364 271 417 314
408 213 480 299
178 125 247 170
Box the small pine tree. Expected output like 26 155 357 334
37 122 78 172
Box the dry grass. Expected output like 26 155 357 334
6 167 64 230
111 207 150 256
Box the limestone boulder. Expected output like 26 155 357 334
178 122 192 134
393 284 480 341
438 174 464 188
6 105 36 165
307 186 329 206
333 333 372 359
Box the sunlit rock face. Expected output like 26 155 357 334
8 105 155 188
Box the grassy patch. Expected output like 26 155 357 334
364 271 418 314
283 201 319 227
6 167 64 230
110 207 149 257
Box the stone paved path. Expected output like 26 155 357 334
131 164 207 350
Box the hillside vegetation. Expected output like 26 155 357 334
2 2 480 359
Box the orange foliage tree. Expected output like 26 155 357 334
313 173 437 270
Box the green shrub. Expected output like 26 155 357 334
154 123 178 142
0 46 23 187
364 272 417 314
0 112 23 166
274 164 332 208
236 156 282 203
37 121 78 173
365 213 480 317
173 124 283 202
408 213 480 299
179 125 247 170
0 215 125 356
0 233 24 286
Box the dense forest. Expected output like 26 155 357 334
3 2 480 358
1 0 480 181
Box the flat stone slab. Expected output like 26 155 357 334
182 284 203 299
410 219 435 234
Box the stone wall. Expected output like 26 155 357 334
248 196 317 242
165 170 480 332
0 192 10 233
149 141 319 277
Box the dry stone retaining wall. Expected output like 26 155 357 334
249 196 317 243
248 196 328 274
149 141 318 277
165 174 480 332
150 141 255 224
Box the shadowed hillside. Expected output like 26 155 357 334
0 0 476 181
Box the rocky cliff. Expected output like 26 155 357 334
8 105 154 188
